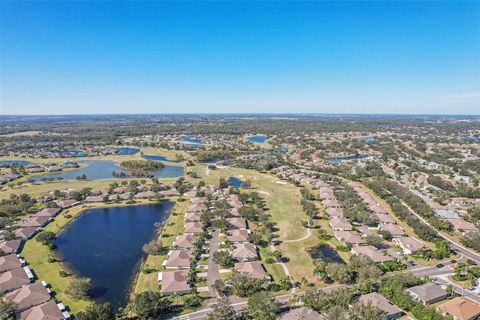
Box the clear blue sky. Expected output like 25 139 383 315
1 1 479 115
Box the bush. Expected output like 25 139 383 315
36 231 56 245
66 277 91 300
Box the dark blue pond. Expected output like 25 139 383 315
356 137 376 142
0 160 30 166
328 155 369 163
179 136 203 145
117 147 140 155
33 160 183 181
248 136 268 143
309 245 344 264
227 176 242 188
142 155 179 162
55 203 174 308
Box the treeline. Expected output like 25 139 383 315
364 180 439 242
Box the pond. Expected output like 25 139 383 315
142 155 179 162
356 137 376 143
60 150 86 157
179 136 204 145
328 155 369 163
116 147 140 155
247 136 268 143
33 160 184 181
309 245 344 264
227 176 242 188
54 203 174 308
0 160 30 166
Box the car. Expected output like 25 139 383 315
468 287 476 291
436 263 444 268
450 259 457 263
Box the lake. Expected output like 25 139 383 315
179 136 203 145
328 155 369 163
309 245 344 264
142 155 179 162
356 137 376 142
33 160 184 181
55 203 174 308
247 136 268 143
0 160 30 166
227 176 242 187
117 147 140 155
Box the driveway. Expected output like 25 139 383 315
206 229 220 299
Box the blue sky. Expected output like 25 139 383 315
1 1 479 115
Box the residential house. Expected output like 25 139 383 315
19 300 69 320
0 254 24 273
0 267 33 293
84 195 104 202
163 250 191 269
393 237 425 255
14 227 38 240
380 224 405 238
0 239 23 254
231 243 257 261
334 231 367 246
448 219 478 234
358 292 403 319
226 217 247 229
184 222 203 234
172 235 196 251
437 297 480 320
35 208 61 217
19 215 51 228
227 229 249 243
352 246 393 263
329 218 353 231
407 282 448 305
234 261 267 280
280 307 325 320
4 283 51 312
159 270 190 296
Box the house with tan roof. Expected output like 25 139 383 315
358 292 403 319
85 195 104 202
323 199 341 208
329 218 352 231
134 191 157 199
234 261 267 280
376 214 395 224
4 282 51 312
20 215 52 228
159 270 190 295
352 246 393 263
407 282 448 305
19 300 69 320
326 207 344 218
227 229 250 243
185 211 202 222
184 222 203 234
36 208 61 217
0 254 24 273
54 200 79 208
334 231 366 246
280 307 325 320
448 219 478 234
380 224 405 237
227 217 247 229
0 239 23 255
163 250 192 269
0 267 33 293
393 237 424 255
172 235 196 250
437 297 480 320
231 243 257 261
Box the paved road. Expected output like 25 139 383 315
206 229 220 300
172 284 346 320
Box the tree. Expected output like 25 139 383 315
142 240 164 255
349 302 386 320
230 272 263 297
247 292 281 320
76 303 115 320
36 231 56 245
66 277 91 299
207 297 237 320
0 300 16 320
213 251 234 268
129 291 172 320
